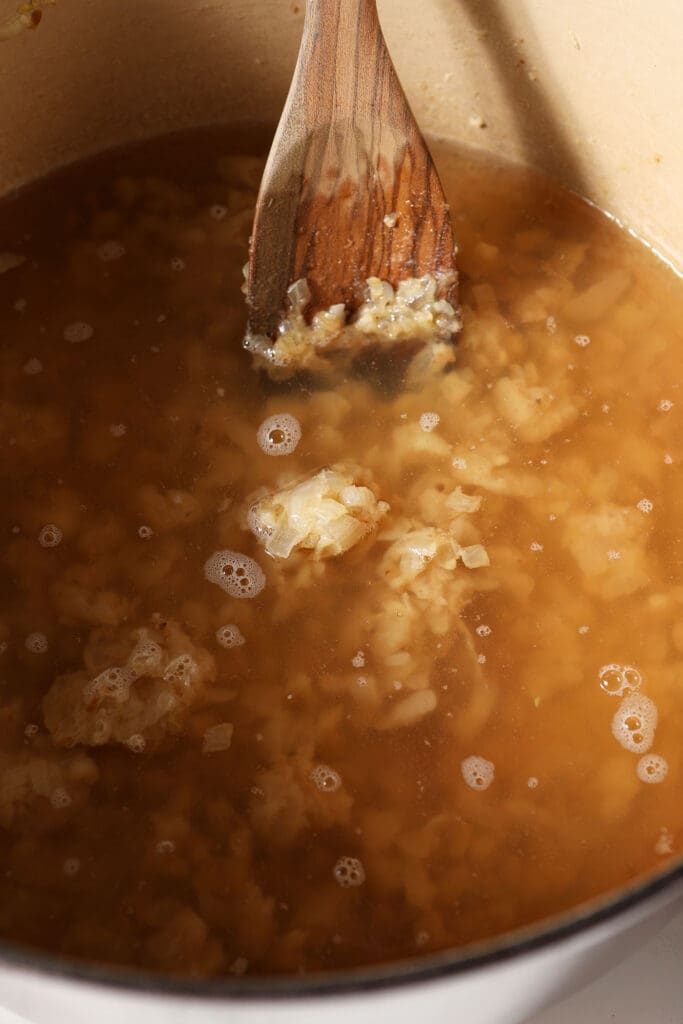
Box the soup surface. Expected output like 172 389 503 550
0 129 681 978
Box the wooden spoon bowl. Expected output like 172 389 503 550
246 0 458 342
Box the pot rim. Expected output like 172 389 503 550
1 857 681 1002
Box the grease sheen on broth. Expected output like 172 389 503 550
0 128 681 978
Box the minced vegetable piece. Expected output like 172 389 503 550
247 464 390 559
244 273 461 383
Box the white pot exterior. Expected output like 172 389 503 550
0 0 682 1020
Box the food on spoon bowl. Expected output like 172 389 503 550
0 129 680 978
244 272 461 382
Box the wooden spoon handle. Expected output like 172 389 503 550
247 0 457 338
294 0 398 126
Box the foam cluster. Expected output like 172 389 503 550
38 524 63 548
636 753 668 784
83 635 178 712
96 240 125 261
333 856 365 888
461 755 495 790
25 632 48 654
256 413 302 456
598 663 642 697
63 321 93 344
611 694 658 754
204 550 266 599
310 765 342 793
215 624 246 649
126 734 146 754
419 412 440 433
50 788 72 809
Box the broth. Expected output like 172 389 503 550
0 128 681 977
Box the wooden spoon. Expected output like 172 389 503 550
246 0 458 343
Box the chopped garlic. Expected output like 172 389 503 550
245 273 461 381
460 544 490 569
248 465 389 560
445 487 483 515
202 722 234 753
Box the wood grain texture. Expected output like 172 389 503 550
247 0 458 339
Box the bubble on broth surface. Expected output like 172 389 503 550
38 524 63 548
50 788 72 809
256 413 302 456
637 753 668 784
23 357 43 375
333 856 365 888
574 334 591 347
170 257 185 272
156 840 175 855
419 412 440 432
25 632 47 654
527 776 539 789
216 624 246 649
204 550 266 599
655 828 674 855
461 755 495 790
636 498 653 514
611 694 658 754
138 525 153 540
110 423 127 438
310 765 342 793
126 734 146 754
63 858 81 877
209 204 227 220
351 650 365 668
63 321 93 344
599 663 642 697
229 957 249 977
96 240 125 262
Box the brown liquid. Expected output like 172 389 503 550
0 127 681 978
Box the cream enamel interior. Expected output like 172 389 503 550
2 0 683 272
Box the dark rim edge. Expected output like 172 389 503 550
0 857 681 1002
